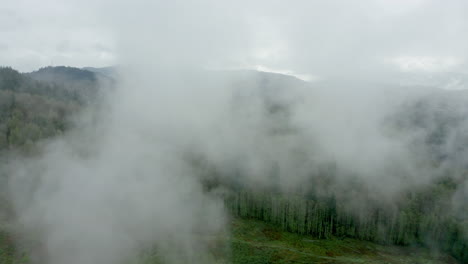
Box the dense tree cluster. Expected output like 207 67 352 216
224 177 467 262
0 67 88 152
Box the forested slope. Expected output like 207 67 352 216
0 66 111 152
0 67 466 263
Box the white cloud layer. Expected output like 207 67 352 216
1 0 467 78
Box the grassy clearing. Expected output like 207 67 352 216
229 218 459 264
135 217 459 264
0 218 459 264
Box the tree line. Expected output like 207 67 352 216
224 177 467 262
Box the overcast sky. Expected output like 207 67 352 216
1 0 468 80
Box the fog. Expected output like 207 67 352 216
2 0 468 263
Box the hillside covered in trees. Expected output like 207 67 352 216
0 66 112 153
0 66 466 263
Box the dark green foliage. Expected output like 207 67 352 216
0 66 98 152
0 90 77 152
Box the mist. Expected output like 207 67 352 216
2 0 468 263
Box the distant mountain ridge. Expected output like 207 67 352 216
28 66 97 83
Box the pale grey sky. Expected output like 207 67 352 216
1 0 467 80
